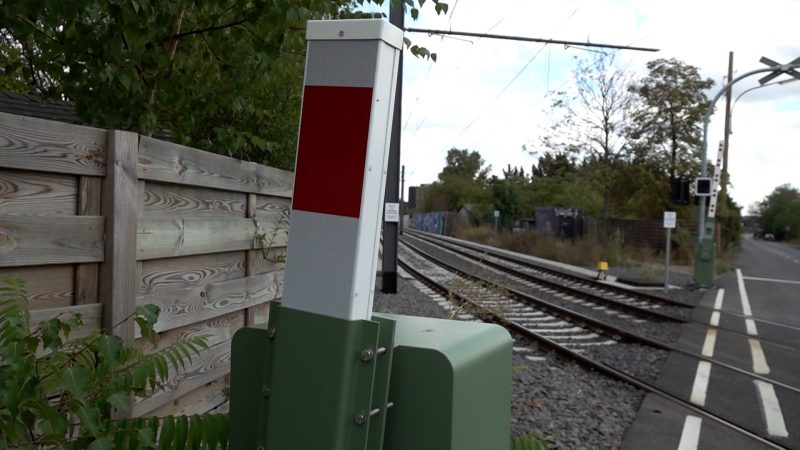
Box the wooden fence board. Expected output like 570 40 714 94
30 303 102 339
143 182 247 218
0 112 107 176
132 339 232 416
138 136 293 197
75 176 102 304
145 374 230 418
0 215 104 267
247 248 287 276
98 130 139 346
137 271 282 333
0 265 73 309
139 252 246 298
137 217 257 260
0 169 77 215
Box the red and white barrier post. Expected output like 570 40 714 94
230 19 403 449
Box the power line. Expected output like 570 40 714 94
405 28 659 52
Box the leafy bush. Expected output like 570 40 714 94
0 277 228 449
510 431 551 449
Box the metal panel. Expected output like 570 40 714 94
305 40 379 88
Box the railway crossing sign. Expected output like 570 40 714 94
229 19 512 450
758 56 800 85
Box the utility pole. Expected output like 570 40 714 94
400 165 405 235
381 1 403 293
717 52 734 251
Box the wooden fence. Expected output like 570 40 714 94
0 111 293 416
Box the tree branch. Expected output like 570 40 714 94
171 17 248 40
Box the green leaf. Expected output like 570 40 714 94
97 335 122 364
60 366 90 397
158 416 175 450
88 436 114 450
107 392 131 414
174 415 188 450
435 2 449 14
410 8 419 20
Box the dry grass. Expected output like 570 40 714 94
453 225 688 271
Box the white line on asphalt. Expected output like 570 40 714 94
710 311 721 327
677 415 703 450
743 276 800 285
701 329 717 357
714 288 725 310
749 339 771 375
736 269 759 336
754 380 789 438
690 361 712 406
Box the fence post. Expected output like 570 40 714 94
98 130 139 346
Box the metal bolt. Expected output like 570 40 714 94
338 30 344 37
360 348 375 362
266 328 276 339
354 414 366 425
262 386 271 397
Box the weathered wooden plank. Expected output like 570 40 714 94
132 339 232 416
0 111 107 176
246 301 270 326
0 265 73 309
136 271 283 333
29 303 102 338
74 176 102 305
137 136 293 197
246 248 287 276
144 374 230 417
143 182 247 217
137 216 259 260
138 252 246 298
0 215 104 267
98 130 138 346
0 169 78 215
136 310 245 350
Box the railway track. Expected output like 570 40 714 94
396 237 794 449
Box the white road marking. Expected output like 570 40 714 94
754 380 789 438
749 339 771 375
677 415 703 450
735 269 754 317
713 288 725 310
743 276 800 285
525 355 547 362
690 361 712 406
736 269 759 336
710 311 721 327
701 329 717 357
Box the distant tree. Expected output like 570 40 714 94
541 52 636 220
627 58 714 181
530 151 577 179
418 148 492 214
757 184 800 241
0 0 447 169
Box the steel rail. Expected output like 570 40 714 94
401 239 800 396
397 254 788 450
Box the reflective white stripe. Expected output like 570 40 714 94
736 269 753 316
701 329 717 357
709 311 721 327
714 288 725 310
754 381 789 438
690 361 712 406
743 276 800 285
677 415 703 450
745 319 759 336
749 339 771 375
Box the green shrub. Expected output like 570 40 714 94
0 277 228 449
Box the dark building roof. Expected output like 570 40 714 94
0 90 84 125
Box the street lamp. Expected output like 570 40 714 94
693 57 800 286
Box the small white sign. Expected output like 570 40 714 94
385 202 400 222
663 211 677 229
494 210 500 218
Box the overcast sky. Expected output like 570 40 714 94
386 0 800 212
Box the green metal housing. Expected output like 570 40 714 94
376 313 513 450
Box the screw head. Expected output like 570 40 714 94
338 30 344 37
266 328 276 339
360 348 375 362
354 414 366 425
262 386 271 397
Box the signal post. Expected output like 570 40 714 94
229 19 512 450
